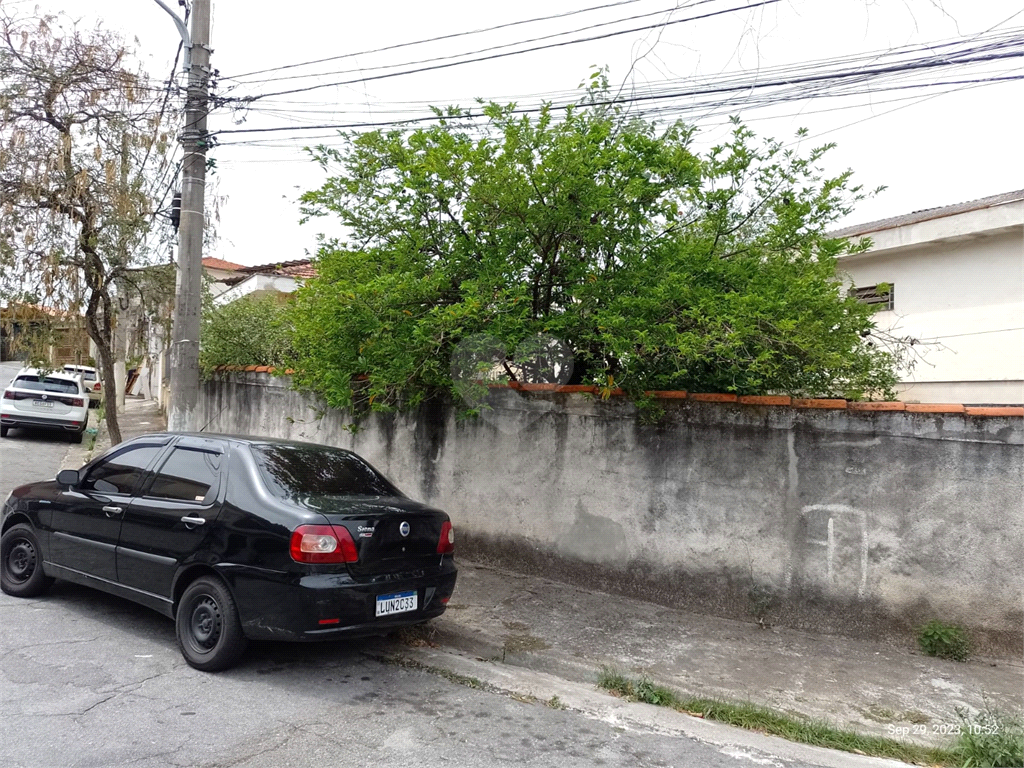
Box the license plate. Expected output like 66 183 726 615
376 590 417 617
33 400 54 408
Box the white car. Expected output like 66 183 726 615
0 368 90 443
62 364 103 407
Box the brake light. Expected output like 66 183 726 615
437 521 455 554
70 398 84 407
289 524 358 564
2 390 12 399
93 383 102 391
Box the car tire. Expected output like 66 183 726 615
176 576 248 672
0 425 8 437
71 430 84 444
1 524 55 598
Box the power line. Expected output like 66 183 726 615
231 0 781 104
224 0 648 81
224 0 723 88
212 38 1024 137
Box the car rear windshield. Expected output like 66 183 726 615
252 444 402 499
65 367 97 381
14 376 80 394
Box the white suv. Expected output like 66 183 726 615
62 364 103 407
0 368 90 443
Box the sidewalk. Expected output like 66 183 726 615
72 395 1024 751
425 562 1022 748
60 394 167 471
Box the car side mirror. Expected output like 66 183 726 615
56 469 80 488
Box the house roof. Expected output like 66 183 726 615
201 257 247 272
831 189 1024 239
238 259 318 279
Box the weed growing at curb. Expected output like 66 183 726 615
597 668 971 766
918 619 971 661
381 655 487 691
547 695 566 710
953 706 1024 767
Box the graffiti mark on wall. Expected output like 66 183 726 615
801 504 869 598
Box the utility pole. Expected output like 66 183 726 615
167 0 211 431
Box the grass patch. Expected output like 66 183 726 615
595 668 987 766
954 706 1024 767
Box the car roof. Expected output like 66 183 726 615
13 367 82 382
126 431 361 454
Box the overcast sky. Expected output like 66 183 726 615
15 0 1024 267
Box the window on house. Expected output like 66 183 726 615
849 284 894 311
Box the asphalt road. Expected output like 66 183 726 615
1 359 895 768
0 360 83 501
0 580 860 768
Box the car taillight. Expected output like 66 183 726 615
70 398 84 407
93 383 102 391
2 390 13 399
289 524 358 564
437 521 455 554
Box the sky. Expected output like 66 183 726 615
11 0 1024 267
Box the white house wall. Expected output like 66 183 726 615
840 228 1023 404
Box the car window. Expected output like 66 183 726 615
64 367 97 381
146 448 221 503
14 375 81 395
80 445 164 495
252 444 401 499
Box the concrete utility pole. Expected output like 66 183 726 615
166 0 211 432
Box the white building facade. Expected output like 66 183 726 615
834 190 1023 405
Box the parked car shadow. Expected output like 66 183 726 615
37 580 400 674
2 427 83 444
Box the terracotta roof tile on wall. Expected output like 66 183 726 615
830 188 1024 239
239 259 317 279
201 257 247 271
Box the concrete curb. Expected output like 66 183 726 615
60 405 111 471
370 644 917 768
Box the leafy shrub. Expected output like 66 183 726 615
199 294 294 376
917 620 970 661
955 706 1024 767
290 78 907 416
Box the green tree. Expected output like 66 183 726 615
291 80 904 415
200 293 293 376
0 10 179 443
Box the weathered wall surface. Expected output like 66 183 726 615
197 374 1024 654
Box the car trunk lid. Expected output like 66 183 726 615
304 497 449 577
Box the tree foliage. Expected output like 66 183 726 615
290 79 904 415
0 10 179 442
200 293 294 376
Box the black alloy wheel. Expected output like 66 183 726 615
175 576 248 672
1 524 55 598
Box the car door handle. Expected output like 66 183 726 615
181 516 206 527
102 506 122 517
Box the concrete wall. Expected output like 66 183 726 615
197 374 1024 654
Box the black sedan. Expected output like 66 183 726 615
0 433 457 671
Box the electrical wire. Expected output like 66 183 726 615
223 0 723 88
225 0 648 81
229 0 781 104
210 30 1024 139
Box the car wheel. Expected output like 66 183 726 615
0 425 8 437
71 430 84 444
1 524 55 598
176 576 248 672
